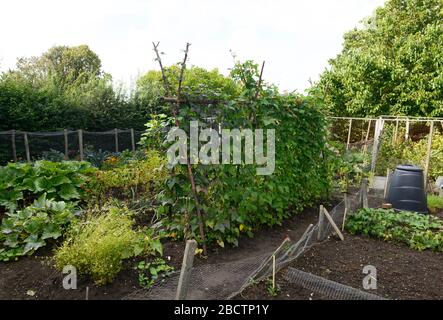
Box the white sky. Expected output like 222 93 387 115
0 0 385 92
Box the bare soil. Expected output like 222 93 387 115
237 232 443 300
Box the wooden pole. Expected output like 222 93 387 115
175 240 198 300
405 119 410 141
11 130 17 162
130 129 136 152
371 118 384 172
346 119 353 150
64 129 69 160
23 132 30 162
342 193 348 231
114 128 119 153
363 120 372 152
393 119 399 145
78 129 84 161
424 121 434 186
322 207 345 241
384 169 391 199
361 178 369 208
317 205 325 241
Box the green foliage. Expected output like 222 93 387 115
137 258 174 289
0 194 75 261
314 0 443 117
266 278 280 297
377 126 443 178
428 195 443 210
0 160 95 212
326 142 372 191
139 114 174 151
54 206 159 285
346 208 443 251
156 60 331 247
89 151 168 199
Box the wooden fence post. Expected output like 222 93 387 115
78 129 84 161
317 205 325 241
393 119 399 145
175 240 198 300
346 119 353 150
130 129 136 152
114 128 119 153
24 132 30 162
363 120 372 152
64 129 69 160
361 178 369 208
405 119 410 141
371 118 384 172
424 121 434 187
342 193 348 231
11 130 17 162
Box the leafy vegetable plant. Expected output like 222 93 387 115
137 258 174 289
0 194 75 261
346 208 443 252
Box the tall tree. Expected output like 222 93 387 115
313 0 443 117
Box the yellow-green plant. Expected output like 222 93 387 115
89 150 168 199
54 206 162 285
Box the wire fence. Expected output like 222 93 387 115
0 129 143 165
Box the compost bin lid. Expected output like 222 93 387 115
396 164 423 172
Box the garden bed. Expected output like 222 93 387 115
236 231 443 300
0 201 335 300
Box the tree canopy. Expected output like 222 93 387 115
313 0 443 117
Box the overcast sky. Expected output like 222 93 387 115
0 0 385 92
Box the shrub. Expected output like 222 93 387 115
54 206 161 285
89 150 168 199
346 208 443 252
428 195 443 210
0 194 75 261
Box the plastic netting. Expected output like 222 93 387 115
123 188 384 300
0 129 143 164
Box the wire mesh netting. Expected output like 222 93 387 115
124 188 384 300
0 129 143 164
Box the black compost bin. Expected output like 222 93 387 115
385 165 428 214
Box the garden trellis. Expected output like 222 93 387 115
0 129 143 164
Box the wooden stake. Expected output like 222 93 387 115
114 128 119 153
363 120 372 152
405 119 410 141
24 132 30 162
64 129 69 160
11 130 17 162
322 207 344 241
175 240 198 300
78 129 84 161
317 205 325 241
424 121 434 186
383 169 391 199
272 254 276 291
393 119 399 145
342 193 348 231
361 178 369 208
85 287 89 300
346 119 353 150
130 128 136 152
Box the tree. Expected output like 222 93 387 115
313 0 443 117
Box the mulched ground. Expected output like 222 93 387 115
0 200 337 300
237 232 443 300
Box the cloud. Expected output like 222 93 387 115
0 0 385 92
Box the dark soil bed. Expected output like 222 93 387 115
0 200 337 300
237 232 443 300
